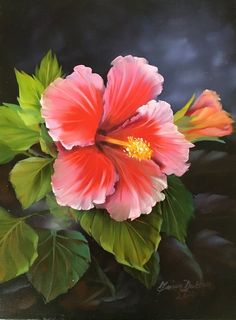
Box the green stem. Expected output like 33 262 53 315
28 148 46 157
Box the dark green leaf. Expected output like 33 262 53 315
124 253 160 289
27 229 90 302
0 207 38 282
46 194 78 223
159 176 194 243
192 136 225 143
35 50 63 88
0 105 40 151
78 209 162 271
10 157 53 208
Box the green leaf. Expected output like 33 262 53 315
159 176 194 243
78 209 162 271
15 69 44 122
0 105 40 151
192 136 226 143
174 94 195 123
35 50 63 88
27 229 90 302
124 253 160 289
10 157 53 208
39 124 57 157
3 102 41 127
89 257 116 297
0 207 38 282
0 143 18 164
46 194 78 223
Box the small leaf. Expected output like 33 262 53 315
35 50 63 88
192 136 225 143
0 105 40 151
159 176 194 243
10 157 53 208
15 69 44 122
27 229 90 302
78 209 162 271
0 207 38 282
46 194 78 223
174 94 195 122
0 143 18 164
124 253 160 289
39 124 57 157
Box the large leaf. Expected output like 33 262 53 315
0 106 40 151
10 157 53 208
0 207 38 282
27 229 91 302
124 253 160 289
15 69 44 122
0 143 18 164
35 50 63 88
78 209 162 271
159 176 194 243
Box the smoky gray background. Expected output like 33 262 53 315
0 0 236 115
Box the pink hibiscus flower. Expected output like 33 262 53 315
41 55 192 221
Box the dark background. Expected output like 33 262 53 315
0 0 236 319
1 0 236 116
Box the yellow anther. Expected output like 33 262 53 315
96 134 153 161
124 136 152 161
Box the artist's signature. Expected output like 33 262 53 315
156 280 212 299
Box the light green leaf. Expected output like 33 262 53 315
0 207 38 282
0 105 40 151
46 194 78 223
27 229 90 302
174 94 195 123
159 175 194 243
39 124 57 157
0 143 18 164
15 69 44 122
124 253 160 289
78 209 162 271
3 102 41 126
35 50 63 88
10 157 53 208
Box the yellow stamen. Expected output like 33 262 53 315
125 136 153 161
97 135 152 161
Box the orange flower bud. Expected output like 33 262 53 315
175 90 234 142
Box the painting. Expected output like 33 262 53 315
0 1 235 319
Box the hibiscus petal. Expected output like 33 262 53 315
102 146 167 221
52 146 117 210
109 100 193 177
41 65 104 149
101 55 164 131
187 89 222 115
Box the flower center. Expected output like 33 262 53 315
97 135 153 161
